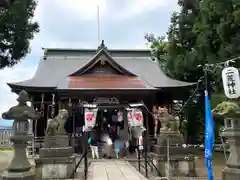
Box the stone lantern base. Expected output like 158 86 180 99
1 169 35 180
35 135 76 179
222 167 240 180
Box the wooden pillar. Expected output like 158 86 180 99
58 100 63 110
144 107 149 138
32 102 40 137
122 108 128 141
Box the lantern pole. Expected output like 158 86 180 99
80 103 98 179
204 65 208 92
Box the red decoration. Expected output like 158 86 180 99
134 112 142 121
86 112 94 121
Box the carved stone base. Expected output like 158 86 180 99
222 167 240 180
151 131 197 177
150 153 197 177
39 147 73 158
43 135 70 149
35 155 76 179
157 131 184 146
1 169 35 180
40 135 73 158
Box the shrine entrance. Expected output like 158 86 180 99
95 108 124 141
91 99 125 144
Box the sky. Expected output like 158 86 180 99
0 0 180 126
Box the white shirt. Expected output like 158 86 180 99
107 138 113 145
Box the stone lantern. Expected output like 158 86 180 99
1 90 40 180
213 101 240 180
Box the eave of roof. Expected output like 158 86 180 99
44 48 151 54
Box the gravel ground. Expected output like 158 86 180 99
194 151 226 179
0 151 13 173
0 151 35 173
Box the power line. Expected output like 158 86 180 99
174 57 240 115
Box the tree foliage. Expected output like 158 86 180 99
146 0 240 83
0 0 39 69
146 0 240 143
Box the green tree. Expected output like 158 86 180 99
146 0 240 144
194 0 240 91
0 0 39 69
146 0 204 144
195 0 240 63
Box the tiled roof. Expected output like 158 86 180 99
7 48 195 89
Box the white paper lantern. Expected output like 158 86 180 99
222 66 240 99
132 108 144 127
84 108 98 131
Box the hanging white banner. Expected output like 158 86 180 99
127 108 144 127
132 108 144 127
84 108 98 131
222 66 240 99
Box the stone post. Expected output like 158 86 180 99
221 117 240 180
35 109 76 179
1 90 40 180
212 101 240 180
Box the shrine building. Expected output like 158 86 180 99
7 41 194 138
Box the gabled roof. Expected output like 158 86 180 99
69 42 135 76
8 42 195 90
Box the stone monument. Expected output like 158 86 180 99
35 109 76 179
1 90 40 180
213 101 240 180
151 108 197 177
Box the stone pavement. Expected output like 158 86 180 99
88 160 147 180
0 151 147 180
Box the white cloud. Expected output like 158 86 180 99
0 0 178 121
0 63 37 118
135 43 150 49
54 0 108 21
120 0 178 19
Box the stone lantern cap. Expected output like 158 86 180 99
212 101 240 119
